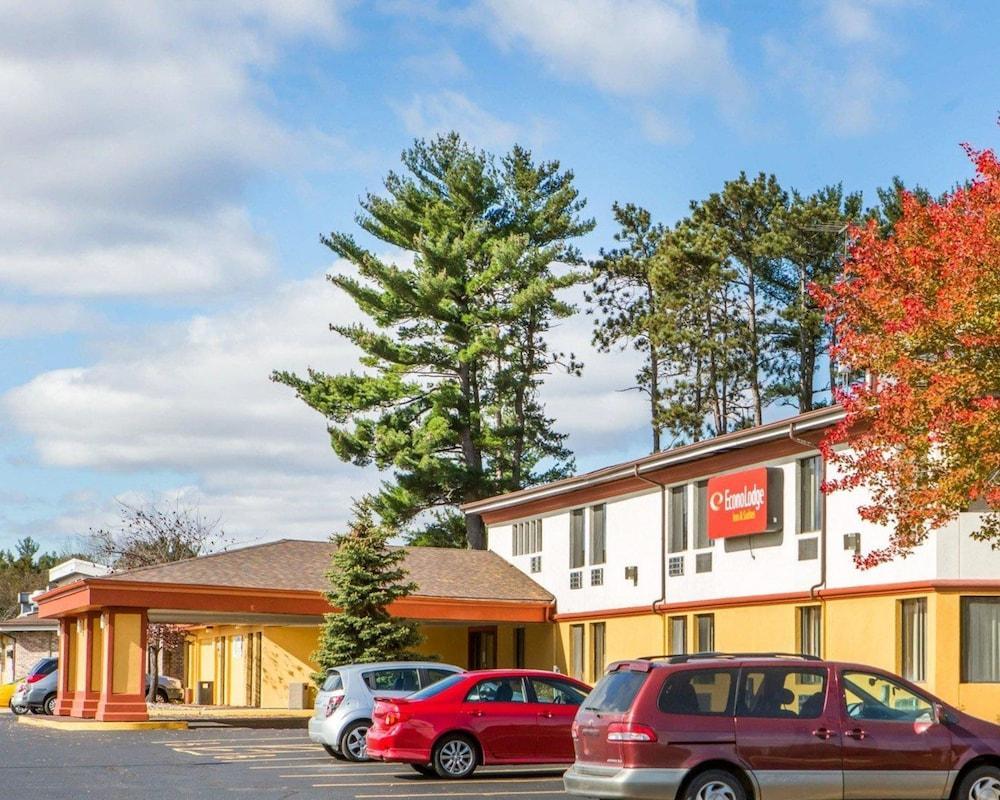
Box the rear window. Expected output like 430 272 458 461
423 668 459 686
407 673 464 701
321 671 343 692
658 669 736 716
583 670 648 712
30 658 57 677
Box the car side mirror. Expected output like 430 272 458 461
935 703 957 725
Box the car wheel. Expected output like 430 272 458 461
43 694 57 715
410 764 435 777
29 707 43 714
956 765 1000 800
10 702 28 716
154 689 169 704
322 744 347 761
684 769 747 800
339 720 371 762
432 734 478 779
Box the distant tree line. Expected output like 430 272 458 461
0 538 62 619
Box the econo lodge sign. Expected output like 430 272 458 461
706 467 783 540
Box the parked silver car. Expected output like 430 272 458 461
308 661 462 762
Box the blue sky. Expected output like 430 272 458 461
1 0 998 554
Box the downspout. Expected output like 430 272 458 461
790 422 828 655
634 465 669 655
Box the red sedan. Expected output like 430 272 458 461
366 669 591 778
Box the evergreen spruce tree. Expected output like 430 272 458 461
313 500 422 670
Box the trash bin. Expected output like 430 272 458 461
197 681 214 705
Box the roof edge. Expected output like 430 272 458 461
462 406 844 516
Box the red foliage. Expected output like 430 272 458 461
813 143 1000 567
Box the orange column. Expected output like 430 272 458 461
55 617 76 715
69 612 102 718
94 609 149 722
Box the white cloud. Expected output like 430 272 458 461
477 0 744 103
0 1 352 299
0 301 104 338
3 267 650 543
395 90 551 150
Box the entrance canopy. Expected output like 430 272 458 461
34 540 553 721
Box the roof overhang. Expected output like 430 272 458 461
463 406 845 523
35 578 552 625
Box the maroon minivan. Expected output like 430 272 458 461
564 653 1000 800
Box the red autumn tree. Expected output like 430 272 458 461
815 142 1000 567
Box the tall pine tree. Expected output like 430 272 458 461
273 134 593 548
313 500 421 670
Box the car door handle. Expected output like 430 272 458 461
846 728 867 740
471 710 485 717
812 727 834 740
539 711 554 719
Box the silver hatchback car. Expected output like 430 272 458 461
308 661 462 761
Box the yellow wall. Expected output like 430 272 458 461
89 621 103 693
556 614 663 684
111 613 142 695
260 627 318 708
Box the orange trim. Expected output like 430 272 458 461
36 578 553 624
552 581 1000 621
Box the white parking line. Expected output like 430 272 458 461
355 791 564 798
310 777 563 788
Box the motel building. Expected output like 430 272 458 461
34 406 1000 722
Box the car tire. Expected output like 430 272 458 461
339 720 371 762
29 707 43 715
432 734 478 779
683 769 747 800
155 689 169 704
10 702 28 716
323 745 347 760
955 765 1000 800
410 764 435 777
43 694 57 715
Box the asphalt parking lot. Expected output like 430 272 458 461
0 713 569 799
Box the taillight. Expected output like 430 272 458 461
324 694 344 718
384 706 408 726
607 722 657 742
571 720 579 739
25 673 44 684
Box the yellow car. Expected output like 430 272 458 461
0 681 17 708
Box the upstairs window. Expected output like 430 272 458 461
570 509 585 569
669 485 688 553
695 480 711 549
799 456 822 533
512 518 542 556
590 504 606 565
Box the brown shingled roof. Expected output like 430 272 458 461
102 539 552 603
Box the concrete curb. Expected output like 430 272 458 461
17 715 188 732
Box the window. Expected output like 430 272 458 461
669 485 688 552
799 456 822 533
695 480 711 549
570 571 582 590
591 567 604 586
695 614 715 653
658 669 735 715
466 677 527 703
900 598 927 683
591 622 606 682
530 678 587 706
513 519 543 556
570 624 585 680
590 504 606 565
321 670 343 692
696 553 712 573
423 668 459 687
668 556 684 577
570 509 585 569
363 668 419 692
584 670 648 712
738 668 827 718
514 627 526 669
798 606 822 658
962 597 1000 682
669 616 687 656
842 671 934 722
408 673 464 701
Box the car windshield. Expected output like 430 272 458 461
583 669 647 712
407 673 464 701
321 671 343 692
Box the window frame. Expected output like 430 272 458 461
465 676 529 704
840 669 936 723
590 504 606 565
570 509 586 569
961 596 1000 683
657 668 737 717
669 485 689 553
695 613 715 653
798 455 822 534
669 616 687 656
570 624 585 680
899 597 927 683
798 605 822 659
591 621 606 682
736 666 828 719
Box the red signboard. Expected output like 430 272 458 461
707 467 783 540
